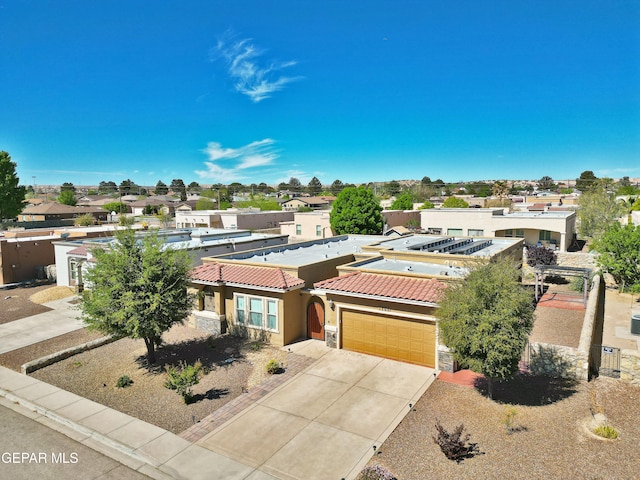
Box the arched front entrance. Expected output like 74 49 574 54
307 302 325 340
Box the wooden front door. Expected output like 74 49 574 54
307 302 325 340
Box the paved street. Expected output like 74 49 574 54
0 398 149 480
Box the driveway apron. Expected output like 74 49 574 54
197 342 436 480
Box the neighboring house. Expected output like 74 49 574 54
0 225 126 285
189 234 523 369
53 228 288 288
174 200 199 212
420 208 576 251
281 196 335 211
76 195 113 206
281 210 421 242
175 209 293 231
19 203 108 223
280 211 333 241
129 198 175 216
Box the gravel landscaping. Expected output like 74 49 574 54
29 325 302 434
0 282 54 324
365 376 640 479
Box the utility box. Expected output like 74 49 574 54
631 314 640 335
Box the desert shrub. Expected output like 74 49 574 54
502 406 517 434
593 424 619 439
116 375 133 388
265 359 282 374
164 360 203 403
74 213 95 226
358 464 397 480
119 214 134 226
525 245 557 267
432 419 479 462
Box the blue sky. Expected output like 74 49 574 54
1 1 639 188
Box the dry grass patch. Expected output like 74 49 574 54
29 286 75 304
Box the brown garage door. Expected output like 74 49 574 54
341 310 435 367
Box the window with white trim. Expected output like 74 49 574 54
468 229 484 236
296 224 302 235
316 225 322 237
234 294 279 332
447 228 463 235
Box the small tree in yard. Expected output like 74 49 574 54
437 259 535 399
592 223 640 293
164 360 203 403
80 228 194 364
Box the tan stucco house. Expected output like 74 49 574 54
189 234 524 370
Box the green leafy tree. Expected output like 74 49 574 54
170 179 187 201
0 151 26 220
307 176 323 196
188 181 201 193
80 228 194 364
102 201 126 215
330 185 383 235
391 191 415 210
577 181 626 239
154 181 169 195
575 170 598 191
437 259 535 399
196 198 216 210
119 179 140 195
98 180 118 194
537 176 556 191
592 223 640 292
442 196 470 208
58 189 77 206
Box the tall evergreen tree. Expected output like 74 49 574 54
0 151 26 220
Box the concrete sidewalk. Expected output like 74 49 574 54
0 296 84 354
602 289 640 351
0 339 436 480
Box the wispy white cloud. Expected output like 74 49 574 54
195 139 279 182
212 32 302 103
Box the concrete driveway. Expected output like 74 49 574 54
197 340 436 480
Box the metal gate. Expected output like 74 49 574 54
590 344 621 379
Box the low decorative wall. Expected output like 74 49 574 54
620 350 640 385
528 275 603 381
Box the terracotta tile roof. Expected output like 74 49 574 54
314 272 446 304
190 262 305 291
67 245 89 257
